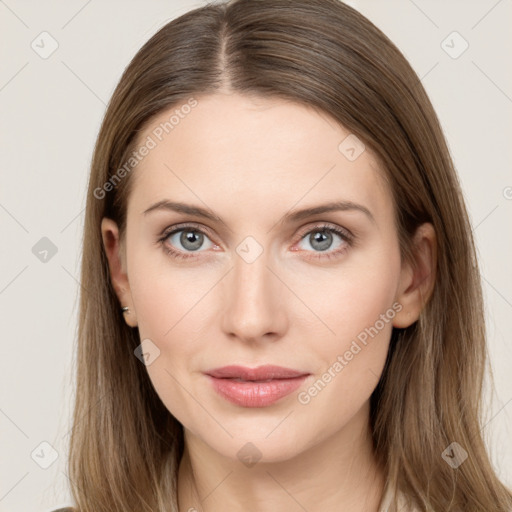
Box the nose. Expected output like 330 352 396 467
220 243 288 344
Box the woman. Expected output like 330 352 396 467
59 0 512 510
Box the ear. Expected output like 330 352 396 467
100 217 138 328
392 222 437 328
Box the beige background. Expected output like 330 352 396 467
0 0 511 510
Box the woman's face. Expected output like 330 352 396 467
103 92 413 463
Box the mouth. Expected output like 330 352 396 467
223 377 276 383
204 365 310 407
205 364 309 381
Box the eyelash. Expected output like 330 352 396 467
157 222 354 262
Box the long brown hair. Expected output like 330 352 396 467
68 0 512 510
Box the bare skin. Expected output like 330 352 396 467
101 92 436 511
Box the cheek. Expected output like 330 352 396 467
288 244 401 351
128 263 211 429
127 239 214 341
333 272 398 349
127 259 219 411
295 275 398 419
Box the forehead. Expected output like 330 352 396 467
127 93 391 222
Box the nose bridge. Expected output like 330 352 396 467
221 235 286 340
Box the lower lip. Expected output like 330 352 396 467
206 375 308 407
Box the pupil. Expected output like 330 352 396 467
311 231 331 251
181 230 203 251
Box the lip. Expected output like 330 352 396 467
205 364 309 380
205 365 310 407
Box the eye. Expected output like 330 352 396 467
158 223 217 260
157 222 354 262
294 223 353 260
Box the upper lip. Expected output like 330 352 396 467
205 365 309 380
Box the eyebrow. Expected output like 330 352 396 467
142 199 375 225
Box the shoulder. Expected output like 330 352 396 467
50 508 75 512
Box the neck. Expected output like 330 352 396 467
177 401 386 512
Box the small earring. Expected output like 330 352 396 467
121 306 130 314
